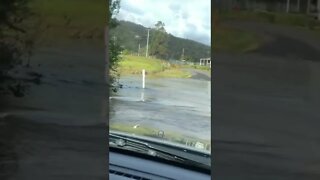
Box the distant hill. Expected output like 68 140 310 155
109 21 211 62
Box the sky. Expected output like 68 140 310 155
115 0 211 46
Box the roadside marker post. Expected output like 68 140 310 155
142 69 145 89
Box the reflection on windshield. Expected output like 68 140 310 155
108 0 211 154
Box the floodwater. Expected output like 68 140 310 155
0 44 107 180
109 75 211 141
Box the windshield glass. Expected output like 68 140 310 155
108 0 211 156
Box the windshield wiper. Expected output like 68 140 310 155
109 132 211 171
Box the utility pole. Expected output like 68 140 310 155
286 0 290 13
307 0 311 14
297 0 300 12
113 36 116 45
181 48 185 60
135 35 141 56
318 0 320 20
146 28 150 58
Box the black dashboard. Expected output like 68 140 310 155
109 151 211 180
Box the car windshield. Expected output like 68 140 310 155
108 0 211 159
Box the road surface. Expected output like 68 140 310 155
184 68 211 81
0 43 108 180
213 21 320 180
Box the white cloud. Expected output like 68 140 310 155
116 0 211 46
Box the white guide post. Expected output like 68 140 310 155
142 69 145 89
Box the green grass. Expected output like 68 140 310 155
216 11 320 52
213 27 263 53
220 11 320 29
28 0 106 44
30 0 106 23
214 11 320 52
119 55 164 74
151 69 192 78
182 64 211 71
110 123 211 150
118 55 192 78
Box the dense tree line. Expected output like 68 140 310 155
109 20 211 62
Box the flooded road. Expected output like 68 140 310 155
110 75 211 141
0 44 107 180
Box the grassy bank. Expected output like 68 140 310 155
118 55 192 78
28 0 106 45
110 123 210 150
214 11 320 52
182 64 211 71
213 27 263 53
220 11 320 30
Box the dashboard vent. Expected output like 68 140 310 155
109 169 151 180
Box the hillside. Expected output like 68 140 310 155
109 21 211 62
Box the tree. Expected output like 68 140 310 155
108 0 123 92
155 21 166 32
0 0 31 67
0 0 30 33
108 0 120 28
0 0 33 96
149 21 169 59
184 55 194 62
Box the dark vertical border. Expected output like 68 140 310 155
211 1 217 179
105 1 110 179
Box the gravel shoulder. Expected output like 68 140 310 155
183 68 211 81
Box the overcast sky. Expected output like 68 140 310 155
115 0 211 46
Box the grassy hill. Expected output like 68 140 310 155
109 21 211 62
213 27 262 53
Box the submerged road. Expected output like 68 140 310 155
213 21 320 180
0 44 107 180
